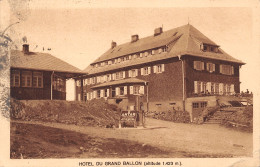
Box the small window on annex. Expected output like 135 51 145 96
11 70 20 87
53 75 66 92
33 71 43 88
192 102 199 109
21 71 32 87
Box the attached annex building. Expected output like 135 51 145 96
11 44 85 100
76 24 245 121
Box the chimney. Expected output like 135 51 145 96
131 34 139 43
154 27 163 36
111 41 117 49
22 44 29 54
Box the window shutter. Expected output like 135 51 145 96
124 86 127 95
231 84 235 94
129 55 132 60
201 62 205 70
193 61 197 69
219 83 224 95
123 71 126 78
162 64 165 72
135 69 138 76
93 91 97 98
128 70 132 78
148 67 151 74
101 90 104 97
211 83 215 93
106 89 109 97
207 82 211 93
231 66 234 75
153 66 157 73
220 65 223 74
141 68 144 75
206 63 209 71
213 64 215 72
112 73 116 80
87 93 89 100
130 86 133 94
140 86 144 94
116 87 119 96
194 81 198 94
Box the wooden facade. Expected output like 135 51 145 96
10 69 67 100
75 24 245 120
10 44 85 100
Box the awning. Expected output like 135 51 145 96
91 78 148 89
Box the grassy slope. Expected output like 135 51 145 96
10 122 169 158
11 99 120 127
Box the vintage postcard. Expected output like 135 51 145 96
0 0 259 167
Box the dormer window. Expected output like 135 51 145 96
162 46 167 52
202 43 219 53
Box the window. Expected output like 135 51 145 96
193 61 204 71
202 44 218 53
86 78 90 85
141 67 151 75
104 89 108 97
33 72 43 88
97 76 101 83
21 71 32 87
151 50 155 55
53 75 66 92
153 64 165 73
97 90 101 98
120 87 124 95
115 71 125 80
128 69 138 78
220 64 234 75
92 77 96 84
112 88 116 97
192 102 199 109
201 102 207 108
162 46 167 52
129 85 144 95
215 83 219 94
133 86 140 94
203 45 208 51
11 70 20 87
206 63 215 73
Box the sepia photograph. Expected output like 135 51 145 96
0 0 259 166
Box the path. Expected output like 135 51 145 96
12 118 253 157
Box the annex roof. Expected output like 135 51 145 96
11 50 85 76
84 24 245 75
91 78 148 89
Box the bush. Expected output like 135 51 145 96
146 110 190 123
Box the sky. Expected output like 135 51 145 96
6 1 259 100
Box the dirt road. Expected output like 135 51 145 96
12 118 252 157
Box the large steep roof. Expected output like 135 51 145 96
11 50 85 75
84 24 245 75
